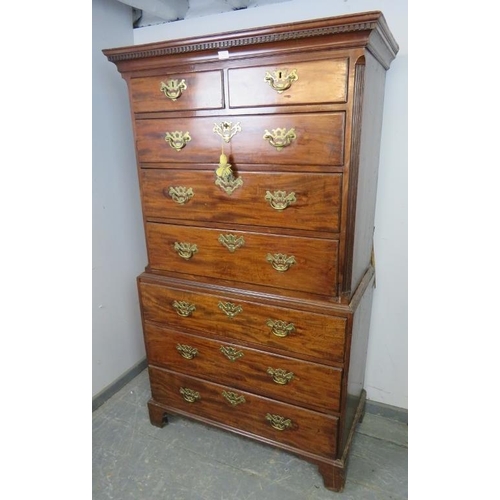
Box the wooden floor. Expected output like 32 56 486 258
93 369 408 499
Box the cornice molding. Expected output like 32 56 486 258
103 11 399 68
107 22 377 62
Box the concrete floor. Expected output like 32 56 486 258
93 369 408 499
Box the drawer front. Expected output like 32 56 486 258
130 70 224 113
141 169 342 232
145 324 342 413
149 366 338 458
139 281 347 364
135 113 345 166
228 58 348 108
146 223 339 296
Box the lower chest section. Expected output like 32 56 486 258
140 275 349 460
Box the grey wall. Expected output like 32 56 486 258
92 0 148 397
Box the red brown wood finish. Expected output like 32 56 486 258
144 323 342 413
149 366 339 459
141 169 342 232
227 58 349 108
134 113 345 165
104 11 398 492
145 222 339 295
130 70 224 113
139 278 347 364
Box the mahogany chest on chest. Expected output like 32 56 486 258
104 11 398 492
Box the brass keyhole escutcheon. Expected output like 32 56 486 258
264 68 298 93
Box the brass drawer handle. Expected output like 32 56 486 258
263 128 296 151
267 367 294 385
218 301 243 318
218 234 245 253
265 190 297 210
213 121 241 143
165 186 194 205
264 69 298 93
220 346 244 362
266 319 296 338
174 242 198 260
221 390 246 407
266 413 293 431
160 79 187 101
176 343 198 360
266 253 296 272
215 153 243 195
172 300 196 317
180 387 200 403
165 131 191 151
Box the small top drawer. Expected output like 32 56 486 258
129 70 224 113
228 58 348 108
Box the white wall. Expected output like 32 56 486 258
93 0 148 397
133 0 408 409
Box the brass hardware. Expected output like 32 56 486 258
266 319 296 338
218 234 245 253
267 367 295 385
218 301 243 318
215 175 244 195
222 390 246 407
160 79 187 100
266 253 296 272
180 387 200 403
264 68 298 93
174 242 198 260
265 413 293 431
220 346 244 362
215 153 243 195
165 186 194 205
165 131 192 151
176 344 198 360
263 128 296 151
213 121 242 143
172 300 196 317
264 190 297 210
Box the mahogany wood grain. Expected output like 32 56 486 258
134 113 345 166
130 70 224 113
339 276 374 451
145 222 339 296
149 366 339 458
347 51 388 295
141 169 342 232
145 323 342 414
227 58 348 108
147 399 169 427
139 279 347 364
